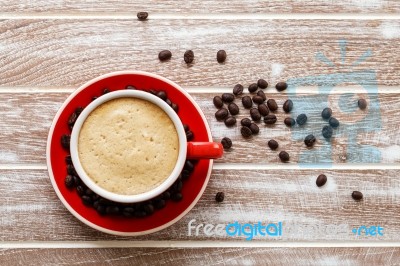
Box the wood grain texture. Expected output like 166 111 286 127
0 20 399 88
0 1 399 14
0 92 398 165
1 247 400 265
1 169 400 241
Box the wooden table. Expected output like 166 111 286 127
1 1 400 265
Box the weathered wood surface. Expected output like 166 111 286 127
1 169 399 241
1 247 400 265
0 92 398 165
0 20 399 88
0 1 399 14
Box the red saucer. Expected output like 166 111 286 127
46 71 213 236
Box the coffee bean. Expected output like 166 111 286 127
222 93 235 103
184 50 194 64
276 82 288 91
257 90 267 101
156 91 167 100
81 195 92 206
68 112 77 129
215 192 225 202
122 207 135 217
257 79 268 89
213 96 224 108
358 99 367 110
154 199 166 209
91 96 98 101
73 175 81 186
249 123 259 134
165 99 172 106
217 50 227 63
241 126 252 138
134 210 147 217
171 103 179 112
67 164 77 176
264 114 277 125
284 117 296 127
96 205 107 215
233 84 244 96
242 96 253 109
65 155 72 164
76 185 85 196
183 124 190 132
158 50 172 61
241 118 252 127
304 134 316 147
181 169 191 180
352 191 363 201
75 107 84 116
215 108 229 120
149 89 157 95
224 116 236 127
126 85 136 90
61 134 70 150
106 206 120 215
250 108 261 121
65 175 75 189
144 204 155 215
186 130 194 141
221 137 232 150
322 125 333 139
296 114 307 125
279 151 290 162
228 103 239 115
283 99 293 113
248 83 258 93
137 12 148 20
258 104 269 116
329 117 340 128
321 108 332 119
85 188 94 196
184 160 195 172
267 99 278 111
102 88 111 94
316 174 327 187
268 139 279 150
252 95 264 105
171 192 183 201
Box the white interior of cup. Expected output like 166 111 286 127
70 90 187 203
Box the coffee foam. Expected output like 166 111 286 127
78 97 179 195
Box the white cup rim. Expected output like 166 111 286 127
70 90 187 203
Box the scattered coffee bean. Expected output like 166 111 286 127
276 82 288 91
217 50 227 63
102 88 111 94
279 151 290 162
224 116 236 127
221 137 232 150
165 98 172 106
186 130 194 141
67 164 77 176
149 89 157 95
72 175 81 186
264 114 277 125
321 108 332 119
241 126 252 138
76 185 85 196
242 96 253 109
65 175 75 189
75 107 84 116
171 192 183 201
122 207 135 217
284 117 296 127
241 118 252 127
222 93 235 103
257 79 268 89
248 83 258 93
258 103 269 116
184 160 195 172
304 134 316 147
134 210 147 217
81 195 92 206
65 155 72 164
316 174 327 187
68 112 78 129
268 139 279 150
352 191 363 201
267 99 278 111
126 85 136 90
171 103 179 112
228 103 239 115
184 50 194 64
137 12 148 21
154 199 166 209
257 90 267 101
283 99 293 113
158 50 172 61
215 108 229 120
144 204 155 215
156 90 167 101
213 96 224 108
61 134 70 150
233 84 244 96
249 123 259 134
358 98 367 110
106 206 120 215
322 125 333 139
252 95 264 104
215 192 225 202
183 124 190 132
250 108 261 121
91 96 98 101
329 117 340 128
296 114 307 126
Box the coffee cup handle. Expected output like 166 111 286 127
187 142 224 159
